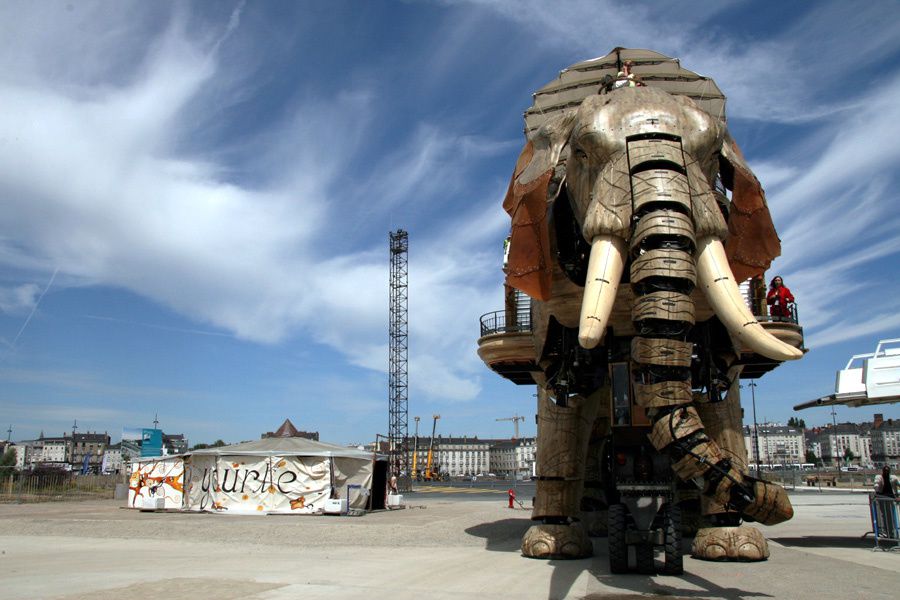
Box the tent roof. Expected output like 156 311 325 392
524 48 726 135
191 436 375 459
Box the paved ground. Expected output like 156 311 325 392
0 489 896 600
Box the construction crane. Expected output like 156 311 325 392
424 414 441 481
388 229 410 491
496 414 525 439
411 416 420 480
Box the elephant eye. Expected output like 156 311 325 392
574 147 588 160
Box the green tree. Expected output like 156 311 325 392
787 417 807 428
191 439 227 451
805 450 819 465
843 447 855 462
0 447 16 468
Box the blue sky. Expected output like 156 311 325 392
1 1 899 446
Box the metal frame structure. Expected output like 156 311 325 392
388 229 411 492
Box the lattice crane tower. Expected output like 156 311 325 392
388 229 411 491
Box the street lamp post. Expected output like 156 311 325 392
748 381 760 474
831 405 839 468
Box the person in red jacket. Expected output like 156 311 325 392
766 275 795 320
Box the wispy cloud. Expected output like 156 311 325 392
0 3 514 408
0 367 212 401
2 0 897 439
81 314 234 338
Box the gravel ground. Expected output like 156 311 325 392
0 494 532 549
1 491 898 600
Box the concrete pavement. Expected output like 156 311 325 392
0 490 896 600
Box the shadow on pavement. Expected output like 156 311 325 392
464 517 532 552
467 519 773 600
770 535 872 548
588 570 774 600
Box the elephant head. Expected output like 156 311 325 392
503 86 801 363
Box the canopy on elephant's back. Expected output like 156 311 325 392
524 48 727 135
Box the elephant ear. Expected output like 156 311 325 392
720 132 782 283
502 112 576 301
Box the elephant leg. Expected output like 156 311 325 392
692 369 771 561
582 401 612 536
522 384 602 559
696 368 748 524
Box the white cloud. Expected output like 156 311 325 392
4 0 894 420
0 3 517 408
0 283 39 315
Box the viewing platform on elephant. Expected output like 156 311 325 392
477 309 539 385
739 299 805 379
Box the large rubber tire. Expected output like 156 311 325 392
608 503 628 574
636 543 655 574
662 504 683 575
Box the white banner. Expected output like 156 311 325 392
182 455 336 514
267 456 331 513
128 457 184 509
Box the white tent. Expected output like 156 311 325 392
128 437 383 514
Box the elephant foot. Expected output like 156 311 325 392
521 522 593 559
691 525 769 561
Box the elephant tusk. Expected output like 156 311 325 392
578 235 626 349
696 236 802 361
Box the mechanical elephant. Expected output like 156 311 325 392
501 86 802 562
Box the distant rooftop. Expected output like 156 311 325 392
261 419 319 441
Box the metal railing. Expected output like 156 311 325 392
756 302 799 324
869 494 900 551
0 471 119 503
479 309 532 337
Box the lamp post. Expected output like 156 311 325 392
831 405 839 469
748 381 760 474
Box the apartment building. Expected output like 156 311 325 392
743 423 805 466
871 414 900 465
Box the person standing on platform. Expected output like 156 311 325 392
766 275 795 321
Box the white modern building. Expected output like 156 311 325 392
14 444 27 470
489 437 536 478
812 423 871 467
434 436 491 477
743 423 805 467
408 436 491 478
28 436 70 467
871 414 900 465
408 435 536 478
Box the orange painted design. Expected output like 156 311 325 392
290 496 306 510
256 505 264 511
128 472 185 505
268 485 276 494
232 462 239 468
242 494 249 501
277 460 286 468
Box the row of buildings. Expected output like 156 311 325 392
3 430 188 474
6 413 897 478
396 435 536 479
743 413 900 468
400 414 900 478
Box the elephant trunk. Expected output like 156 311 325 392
623 136 791 525
577 235 626 349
